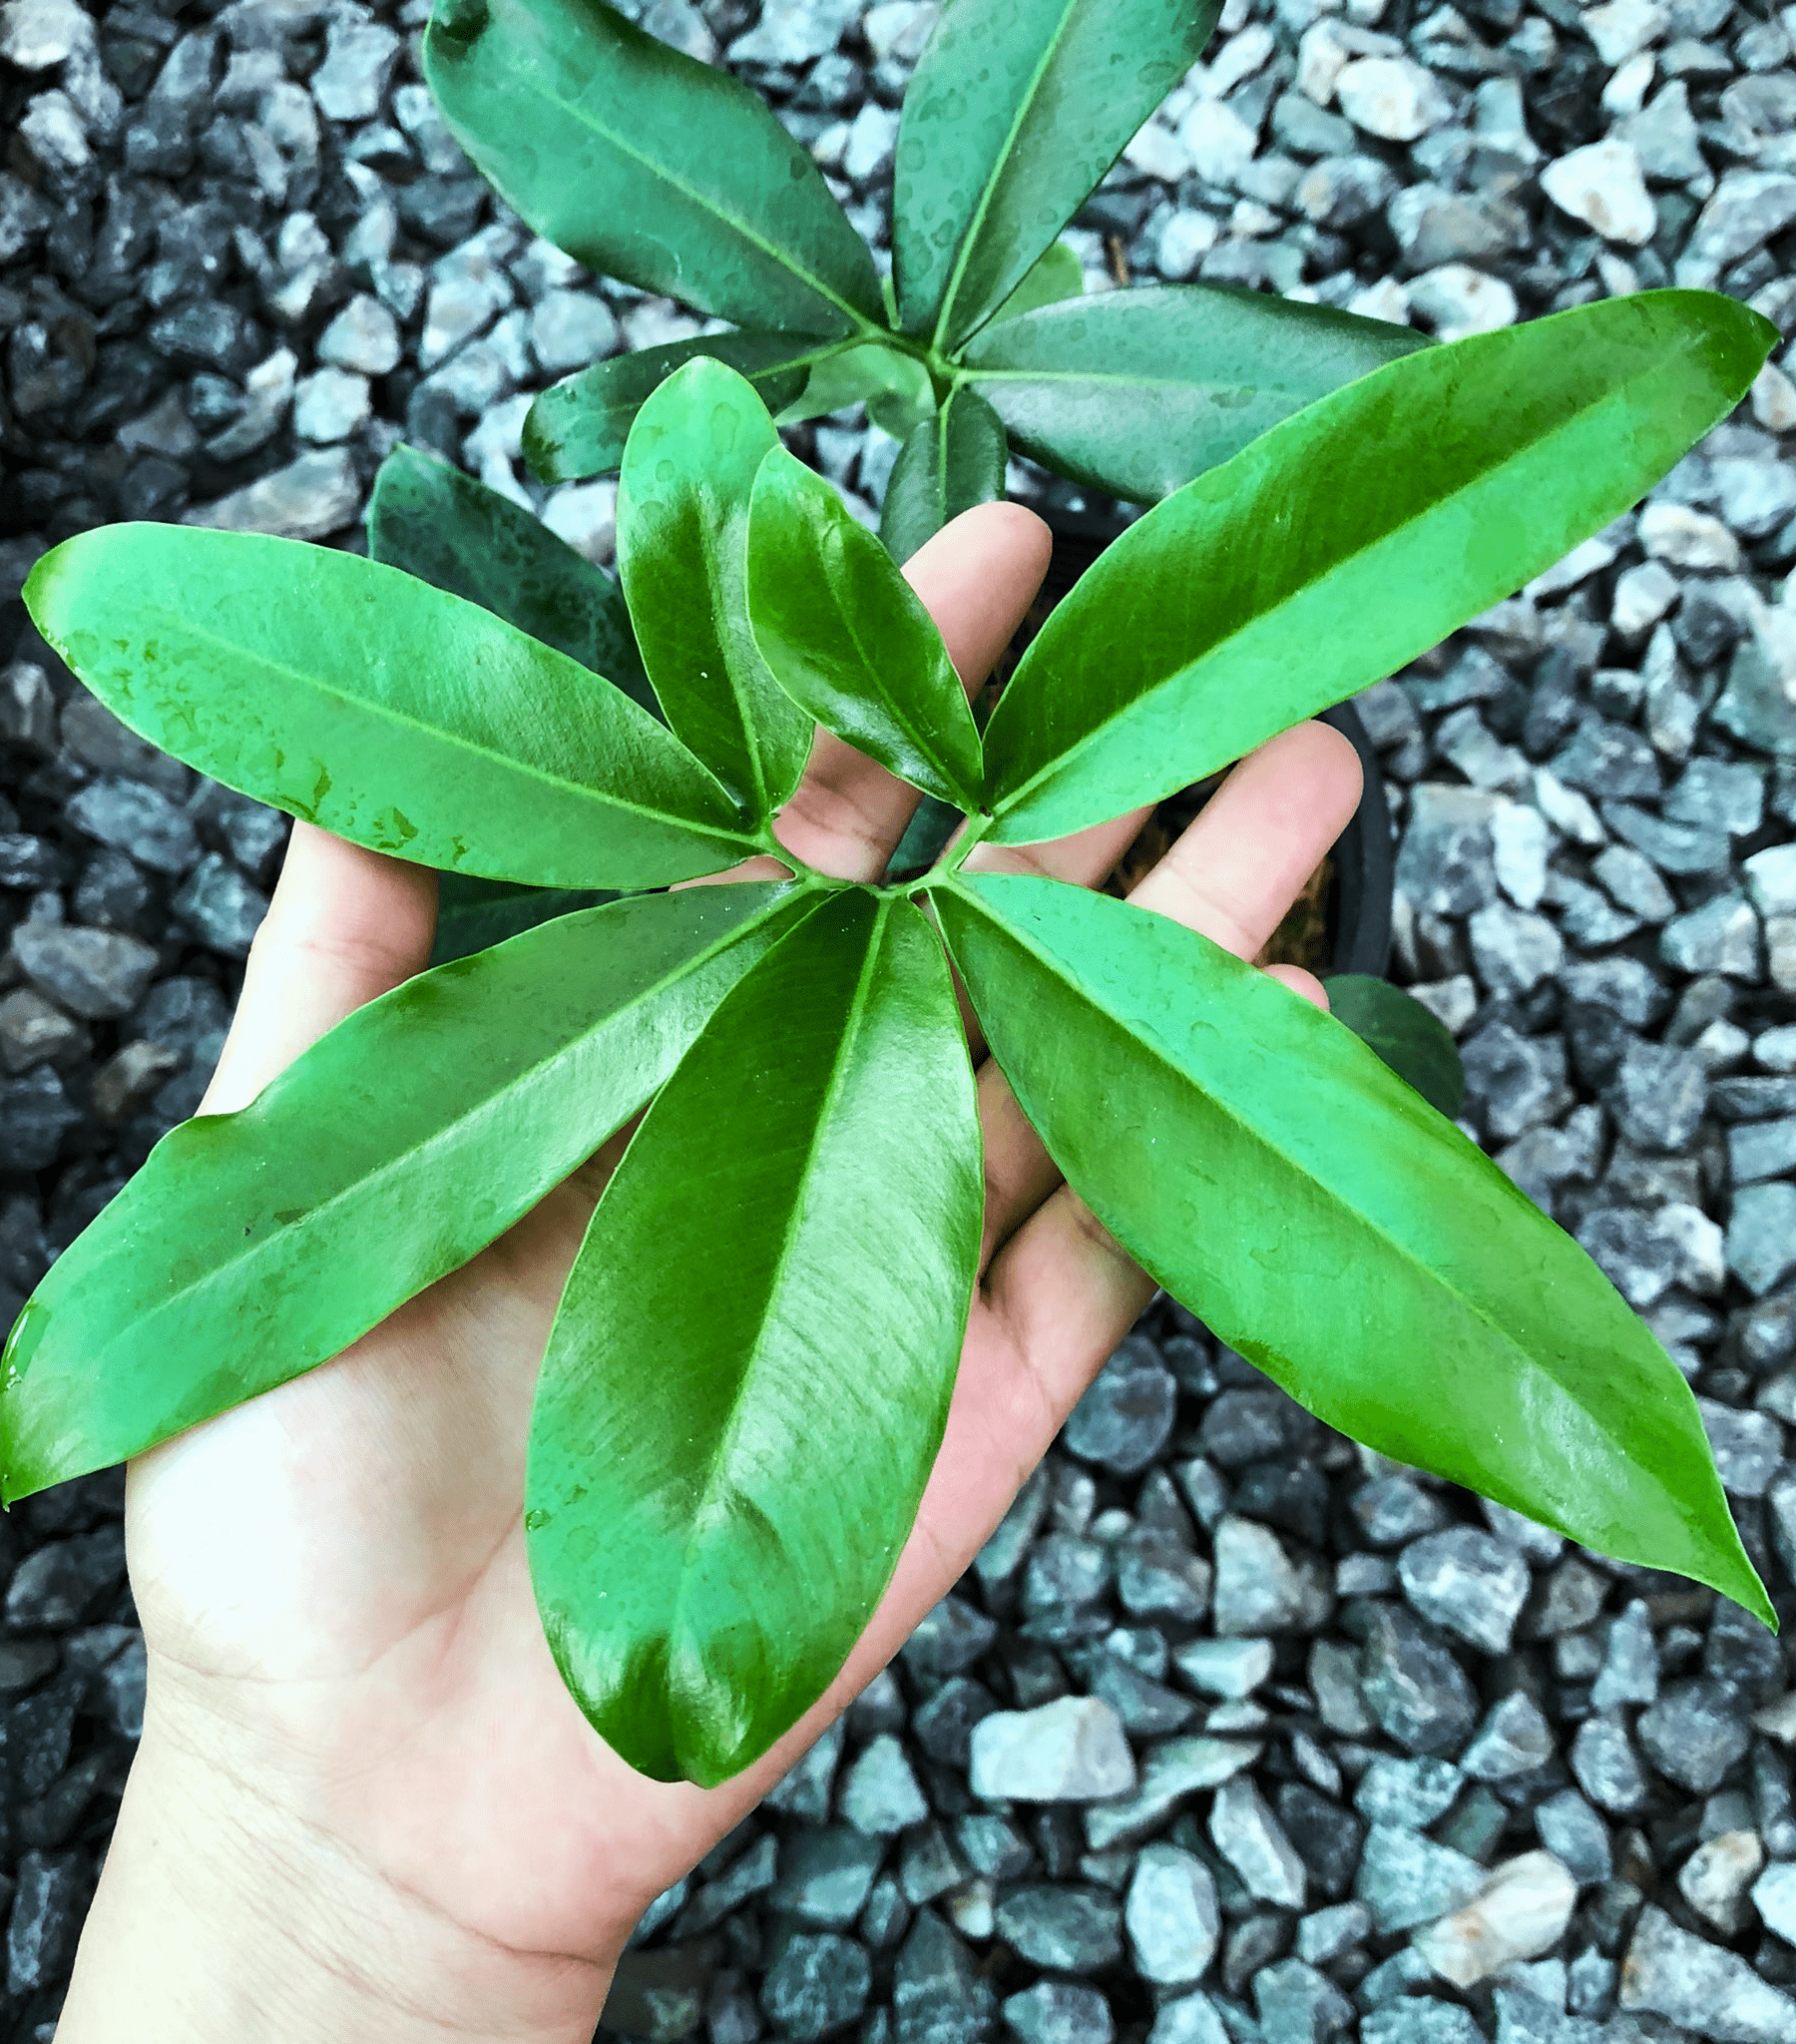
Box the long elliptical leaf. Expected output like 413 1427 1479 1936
981 290 1777 846
25 527 754 889
934 872 1770 1623
528 889 983 1786
1 885 815 1503
878 386 1009 566
525 332 821 484
425 0 882 336
894 0 1221 349
748 445 984 808
619 360 814 821
960 284 1430 504
367 443 656 714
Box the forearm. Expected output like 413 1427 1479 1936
58 1691 615 2044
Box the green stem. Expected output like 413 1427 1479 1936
936 813 993 876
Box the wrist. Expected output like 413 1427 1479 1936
58 1675 615 2044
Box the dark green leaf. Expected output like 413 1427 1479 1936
934 872 1769 1621
368 442 655 716
26 526 756 889
1325 976 1466 1120
961 283 1430 504
619 359 814 820
878 386 1009 566
777 339 936 437
982 291 1778 846
2 885 812 1502
886 795 965 881
525 332 819 483
425 0 881 335
894 0 1220 348
748 445 984 809
528 889 981 1785
987 240 1085 326
429 872 616 966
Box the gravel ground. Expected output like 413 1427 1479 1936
2 0 1796 2036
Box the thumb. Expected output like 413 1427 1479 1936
199 822 438 1115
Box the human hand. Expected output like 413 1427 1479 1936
56 501 1361 2043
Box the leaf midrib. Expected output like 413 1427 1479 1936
508 44 874 336
988 328 1703 826
81 896 800 1352
122 593 747 844
930 0 1086 352
952 879 1651 1469
668 900 891 1675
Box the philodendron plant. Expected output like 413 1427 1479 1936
7 289 1781 1788
421 0 1435 559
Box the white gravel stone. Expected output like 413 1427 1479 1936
543 479 618 565
291 367 369 444
1176 98 1258 185
0 0 90 69
1414 1852 1577 1988
1752 361 1796 435
969 1697 1135 1803
183 449 359 540
1602 48 1657 116
1491 800 1551 909
1621 1904 1796 2039
1156 209 1220 279
1640 501 1743 572
1335 55 1453 139
1612 560 1680 638
317 295 401 376
1745 843 1796 918
1582 0 1667 64
1542 141 1657 245
1680 1831 1765 1935
1407 263 1517 338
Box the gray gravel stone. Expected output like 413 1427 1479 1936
1398 1527 1532 1655
772 1827 885 1927
842 1734 930 1835
993 1884 1122 1971
1608 1039 1710 1152
1145 1994 1230 2044
1535 1789 1612 1887
1212 1514 1326 1635
1359 1606 1480 1756
5 1851 87 1994
1591 1601 1658 1712
1619 1903 1796 2040
1209 1776 1306 1908
1355 1823 1487 1933
1125 1842 1219 1985
12 922 159 1018
1084 1737 1261 1852
1570 1716 1648 1814
1001 1981 1113 2044
1463 1692 1555 1782
760 1933 870 2041
1065 1343 1177 1474
1354 1756 1464 1829
1638 1680 1751 1792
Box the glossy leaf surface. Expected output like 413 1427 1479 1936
935 873 1769 1620
878 386 1009 567
962 283 1430 504
778 340 936 437
982 291 1777 846
367 442 654 714
425 0 881 335
987 239 1084 326
894 0 1220 348
429 873 615 967
2 886 811 1502
525 332 818 483
748 446 983 809
619 359 814 820
529 890 982 1785
26 527 753 889
1325 976 1466 1120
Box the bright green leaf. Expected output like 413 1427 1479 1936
425 0 881 335
524 332 820 483
367 442 655 716
894 0 1221 349
2 885 813 1503
879 386 1009 566
987 239 1086 327
777 339 936 437
1325 976 1466 1121
961 283 1430 504
619 358 814 821
983 290 1777 846
429 873 616 966
748 445 984 809
934 872 1769 1622
528 889 982 1785
26 527 755 889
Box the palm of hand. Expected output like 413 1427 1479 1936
116 505 1359 1986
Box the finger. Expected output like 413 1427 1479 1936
771 501 1052 880
201 823 438 1115
982 717 1362 1351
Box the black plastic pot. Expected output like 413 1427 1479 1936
1025 514 1393 980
